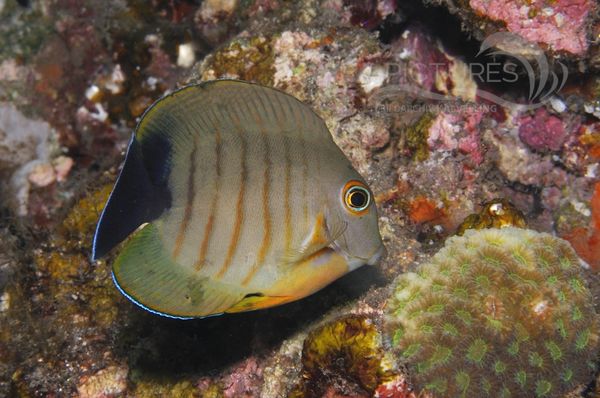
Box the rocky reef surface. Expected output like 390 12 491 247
0 0 599 397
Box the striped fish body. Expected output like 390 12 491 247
92 80 384 319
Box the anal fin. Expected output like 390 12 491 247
113 223 245 318
225 294 294 313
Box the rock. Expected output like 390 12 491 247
77 365 128 398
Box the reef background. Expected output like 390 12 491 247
0 0 599 397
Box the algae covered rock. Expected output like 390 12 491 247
385 227 600 397
290 315 398 397
456 198 527 236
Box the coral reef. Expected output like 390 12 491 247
0 102 65 217
469 0 593 55
1 0 599 395
0 184 125 395
402 112 436 162
133 380 198 398
385 227 600 397
290 315 398 397
406 196 445 225
483 116 596 242
195 0 240 45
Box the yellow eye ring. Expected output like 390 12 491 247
343 180 371 215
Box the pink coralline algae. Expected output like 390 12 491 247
427 112 459 151
345 0 397 30
458 108 486 165
518 107 567 151
213 357 263 398
427 107 486 165
469 0 593 55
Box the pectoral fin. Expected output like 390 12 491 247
280 211 347 265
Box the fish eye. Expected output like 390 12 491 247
343 181 371 213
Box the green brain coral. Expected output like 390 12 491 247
385 227 600 397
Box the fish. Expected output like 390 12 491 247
92 79 385 319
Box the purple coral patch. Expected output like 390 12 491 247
518 107 567 151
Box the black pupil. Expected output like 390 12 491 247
350 189 367 207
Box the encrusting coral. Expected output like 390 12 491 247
456 198 527 236
385 227 600 397
290 315 399 397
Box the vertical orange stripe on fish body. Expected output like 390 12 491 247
290 99 310 229
255 113 272 269
301 141 309 228
242 113 272 286
172 137 198 260
216 109 247 279
283 137 293 252
195 121 222 271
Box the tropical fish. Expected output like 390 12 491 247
92 80 385 319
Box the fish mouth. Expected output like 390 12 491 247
332 242 387 269
366 245 386 265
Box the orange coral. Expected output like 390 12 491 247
578 125 600 159
408 196 443 224
589 144 600 159
593 182 600 230
563 182 600 270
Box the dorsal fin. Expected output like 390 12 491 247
92 135 171 260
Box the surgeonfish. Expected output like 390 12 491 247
92 79 385 319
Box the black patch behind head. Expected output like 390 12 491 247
92 135 171 260
140 128 174 187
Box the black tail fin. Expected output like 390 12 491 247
92 135 170 260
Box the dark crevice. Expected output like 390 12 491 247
378 0 481 59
